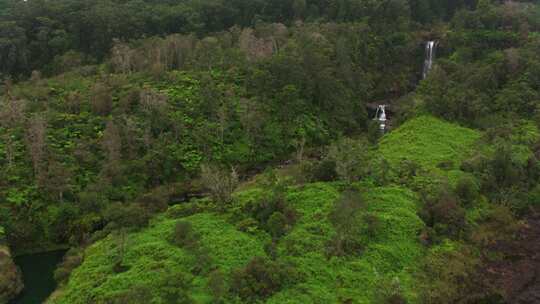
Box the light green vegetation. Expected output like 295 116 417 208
379 116 481 170
376 116 481 191
2 0 540 303
51 183 424 304
49 213 265 304
269 185 423 303
501 120 540 165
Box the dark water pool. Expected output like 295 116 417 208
10 250 66 304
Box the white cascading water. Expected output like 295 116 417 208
374 105 387 131
422 41 436 79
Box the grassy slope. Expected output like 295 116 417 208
268 184 423 304
50 184 424 304
379 116 481 169
49 213 266 304
50 115 485 304
376 116 481 191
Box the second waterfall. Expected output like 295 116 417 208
422 41 437 79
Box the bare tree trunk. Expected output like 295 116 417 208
218 104 227 144
4 135 14 168
26 114 47 179
295 136 306 163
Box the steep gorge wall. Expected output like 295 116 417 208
0 228 23 304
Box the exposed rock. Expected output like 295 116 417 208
0 239 23 304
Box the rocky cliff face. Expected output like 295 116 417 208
0 232 23 304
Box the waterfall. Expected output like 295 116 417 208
422 41 436 79
374 105 387 131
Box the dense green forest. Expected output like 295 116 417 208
1 0 540 303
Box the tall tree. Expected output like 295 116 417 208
0 21 28 76
102 119 122 178
25 113 47 179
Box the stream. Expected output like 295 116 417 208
9 250 66 304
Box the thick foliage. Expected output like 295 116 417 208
0 0 477 78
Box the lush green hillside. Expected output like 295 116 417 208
49 213 265 303
34 112 540 304
268 185 423 303
2 0 540 303
48 183 424 304
374 115 482 192
378 116 481 170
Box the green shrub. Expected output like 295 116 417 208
528 184 540 208
300 159 337 182
267 212 287 238
231 257 296 301
208 269 226 301
422 191 467 240
105 287 152 304
54 249 83 283
166 202 202 219
374 277 408 304
171 220 200 249
417 241 480 304
470 205 520 246
325 233 365 257
235 217 259 234
327 137 369 183
90 82 112 116
242 182 297 236
103 202 150 230
455 176 480 206
201 164 239 205
491 145 522 188
364 213 381 239
118 87 140 113
326 190 367 257
136 187 169 213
